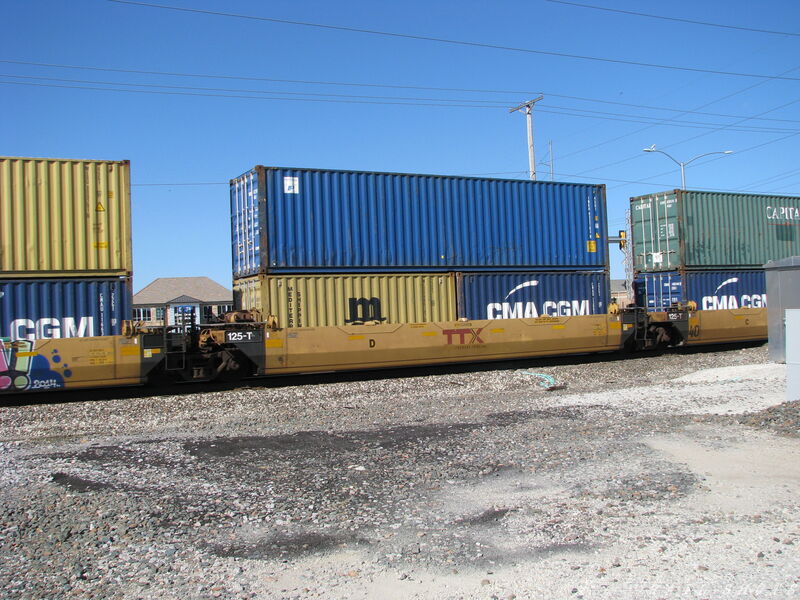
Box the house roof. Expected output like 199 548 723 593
167 294 202 304
610 279 628 294
133 277 232 306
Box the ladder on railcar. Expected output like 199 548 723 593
163 307 198 371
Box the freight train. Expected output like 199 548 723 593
0 304 768 395
1 159 786 396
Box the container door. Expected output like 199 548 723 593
230 169 261 278
631 192 681 272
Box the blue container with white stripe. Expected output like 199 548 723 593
0 278 132 341
634 270 767 311
230 166 608 276
457 271 610 320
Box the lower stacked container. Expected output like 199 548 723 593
634 270 766 311
0 278 132 341
233 271 611 327
233 274 457 328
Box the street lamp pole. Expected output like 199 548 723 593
642 145 733 189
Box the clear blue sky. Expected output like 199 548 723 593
3 0 799 290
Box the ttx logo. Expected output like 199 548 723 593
442 328 485 345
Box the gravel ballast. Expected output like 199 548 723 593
1 343 798 599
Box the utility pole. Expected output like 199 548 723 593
509 95 544 180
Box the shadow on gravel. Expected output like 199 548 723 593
212 531 368 560
183 409 581 460
51 472 114 493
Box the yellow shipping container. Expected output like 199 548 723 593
0 157 132 277
233 273 457 328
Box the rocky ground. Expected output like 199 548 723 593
0 343 798 599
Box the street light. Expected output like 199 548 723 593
642 145 733 189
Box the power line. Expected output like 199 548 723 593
566 64 800 174
606 130 800 191
0 74 511 106
4 74 797 133
740 167 800 191
103 0 800 82
544 0 800 38
3 58 799 124
0 80 511 109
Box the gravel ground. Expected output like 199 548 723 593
1 343 798 599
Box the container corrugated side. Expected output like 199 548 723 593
232 273 456 328
230 166 607 276
0 277 132 341
631 189 800 271
682 191 800 268
456 271 610 320
0 157 132 277
634 270 766 310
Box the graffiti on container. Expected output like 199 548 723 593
443 328 484 345
485 280 591 319
345 297 386 324
701 278 768 310
0 340 70 392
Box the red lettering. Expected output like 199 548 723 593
443 328 484 345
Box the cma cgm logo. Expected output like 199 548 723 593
486 280 591 319
701 278 768 310
8 317 95 342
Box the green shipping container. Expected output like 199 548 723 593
631 189 800 272
0 157 132 277
232 273 457 328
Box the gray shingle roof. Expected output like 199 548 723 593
133 277 232 305
610 279 628 294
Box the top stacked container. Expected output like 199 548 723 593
0 157 132 277
230 166 608 277
630 189 800 272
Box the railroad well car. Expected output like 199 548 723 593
0 306 768 395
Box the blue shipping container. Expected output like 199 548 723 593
457 272 610 320
230 166 608 276
0 278 131 341
634 270 767 311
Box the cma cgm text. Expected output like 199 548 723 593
9 317 95 341
487 300 590 319
701 295 767 310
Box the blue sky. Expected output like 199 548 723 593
3 0 799 290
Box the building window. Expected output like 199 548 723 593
202 305 215 321
218 304 232 315
133 308 152 321
155 307 165 321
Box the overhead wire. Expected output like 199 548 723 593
3 59 799 123
561 63 800 168
6 3 797 193
740 167 800 191
543 0 800 38
2 73 798 133
102 0 800 82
